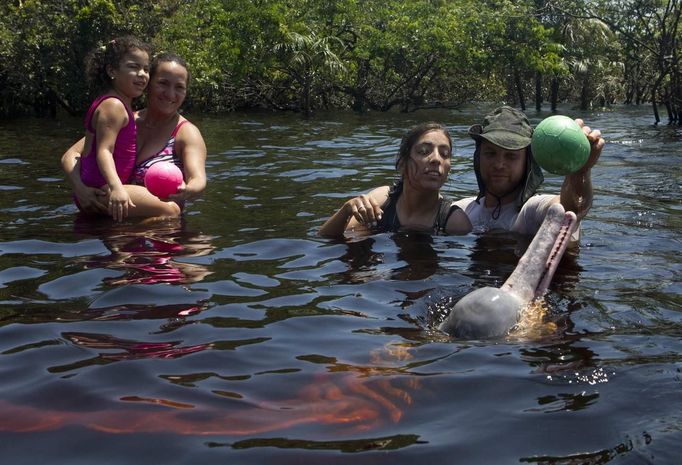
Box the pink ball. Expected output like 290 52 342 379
144 162 183 198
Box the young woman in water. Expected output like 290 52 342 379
319 122 471 236
62 52 207 219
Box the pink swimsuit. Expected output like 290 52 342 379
80 95 137 188
129 120 188 185
129 120 189 211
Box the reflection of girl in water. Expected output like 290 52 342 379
74 217 214 286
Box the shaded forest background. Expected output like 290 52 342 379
2 0 681 123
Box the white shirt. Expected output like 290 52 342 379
455 194 578 238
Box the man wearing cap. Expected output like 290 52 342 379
455 106 604 238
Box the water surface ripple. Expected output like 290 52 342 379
0 106 680 464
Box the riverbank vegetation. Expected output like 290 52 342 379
2 0 680 123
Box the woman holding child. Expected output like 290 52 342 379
62 40 206 221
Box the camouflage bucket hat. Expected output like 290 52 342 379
469 106 544 207
468 106 533 150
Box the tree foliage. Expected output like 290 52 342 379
1 0 680 122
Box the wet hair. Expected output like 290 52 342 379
85 35 151 94
150 52 191 86
389 122 452 197
395 122 452 170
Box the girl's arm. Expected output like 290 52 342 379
93 98 135 221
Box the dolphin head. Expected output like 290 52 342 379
438 203 578 340
438 287 523 339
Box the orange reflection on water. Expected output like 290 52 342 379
1 343 421 436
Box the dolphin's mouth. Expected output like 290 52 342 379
439 203 579 340
534 211 578 298
501 203 578 304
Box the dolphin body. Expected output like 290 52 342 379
439 203 578 339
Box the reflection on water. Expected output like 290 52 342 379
0 106 681 464
72 215 215 286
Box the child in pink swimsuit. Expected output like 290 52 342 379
79 36 151 221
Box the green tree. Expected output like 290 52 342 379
273 28 346 115
337 0 487 112
1 0 673 118
0 0 177 117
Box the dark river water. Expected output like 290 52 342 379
0 105 680 464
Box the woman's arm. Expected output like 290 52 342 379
172 122 207 202
60 137 108 213
318 186 390 237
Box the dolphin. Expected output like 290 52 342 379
439 203 578 339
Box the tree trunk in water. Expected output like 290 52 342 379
672 69 681 124
550 77 558 112
351 60 369 112
302 75 311 116
535 72 542 111
663 94 673 123
624 86 633 105
514 71 526 111
580 77 589 111
351 92 365 113
652 87 660 124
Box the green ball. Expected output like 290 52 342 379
531 115 590 175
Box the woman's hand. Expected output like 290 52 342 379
318 186 390 237
343 194 383 228
72 181 108 214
